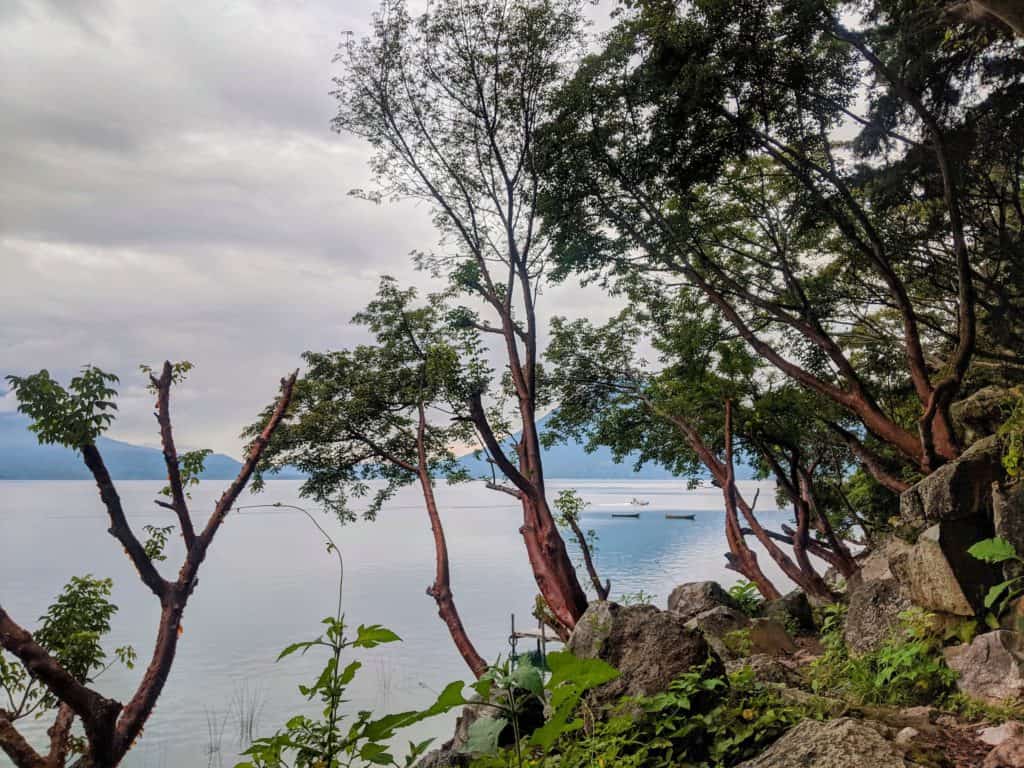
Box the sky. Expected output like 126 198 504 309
0 0 618 455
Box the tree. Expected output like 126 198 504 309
0 363 295 768
541 0 1024 491
544 299 858 601
247 279 490 677
333 0 592 628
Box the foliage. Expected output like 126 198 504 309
5 366 119 447
969 536 1024 627
238 618 454 768
999 391 1024 480
142 525 175 562
618 590 656 607
140 360 194 392
810 605 956 707
1 575 134 721
160 448 212 500
728 581 763 617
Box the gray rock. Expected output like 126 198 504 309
900 435 1002 527
567 601 721 710
414 748 469 768
734 718 920 768
749 618 797 656
844 569 913 654
944 631 1024 705
980 721 1024 747
764 590 816 635
726 654 804 686
895 726 920 744
995 481 1024 580
685 605 751 659
667 581 741 622
952 387 1016 447
889 523 978 616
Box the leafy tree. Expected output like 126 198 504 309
333 0 593 629
248 278 491 676
540 0 1024 492
0 363 295 767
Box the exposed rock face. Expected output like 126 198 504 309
952 386 1016 447
734 718 919 768
944 631 1024 705
667 581 741 622
568 601 721 710
889 524 979 616
726 654 804 686
684 605 751 659
980 722 1024 747
995 481 1024 579
414 748 468 768
900 435 1002 528
984 738 1024 768
845 544 914 654
764 590 816 635
748 619 797 656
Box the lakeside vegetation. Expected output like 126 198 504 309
2 0 1023 766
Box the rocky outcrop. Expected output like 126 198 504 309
684 605 751 659
734 718 921 768
568 601 721 710
764 590 816 635
414 748 468 768
952 387 1016 447
995 481 1024 579
889 524 979 616
749 619 797 656
944 631 1024 705
900 435 1002 527
984 738 1024 768
726 654 804 686
844 542 914 654
667 581 741 622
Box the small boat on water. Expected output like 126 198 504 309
628 497 650 506
666 513 696 520
612 512 641 518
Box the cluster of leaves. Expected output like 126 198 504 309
728 581 763 617
471 663 812 768
969 536 1024 627
1 576 134 722
810 605 956 707
999 392 1024 481
5 366 119 447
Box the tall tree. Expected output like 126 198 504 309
0 363 295 768
541 0 1024 490
247 279 489 677
334 0 591 628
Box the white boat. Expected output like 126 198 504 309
628 497 650 506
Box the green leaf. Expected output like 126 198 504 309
545 651 619 690
969 537 1019 564
353 624 402 648
461 716 507 755
985 581 1013 609
511 663 544 698
277 641 317 661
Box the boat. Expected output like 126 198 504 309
628 497 650 506
666 513 696 520
611 512 641 519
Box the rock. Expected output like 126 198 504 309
895 726 920 744
944 631 1024 705
567 601 721 710
748 619 797 656
845 567 913 654
900 435 1002 528
684 605 751 659
952 387 1016 447
448 690 543 754
414 748 468 768
764 590 816 635
985 738 1024 768
1003 598 1024 635
980 722 1024 747
734 718 920 768
726 653 804 686
667 581 741 622
889 523 981 615
995 481 1024 579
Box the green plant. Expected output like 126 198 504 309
723 628 753 657
999 390 1024 480
728 581 763 617
969 537 1024 628
619 590 656 606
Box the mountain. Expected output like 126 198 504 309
0 411 296 481
456 415 755 481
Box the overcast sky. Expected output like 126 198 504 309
0 0 617 455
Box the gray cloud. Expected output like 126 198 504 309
1 0 618 456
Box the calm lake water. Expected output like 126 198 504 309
0 478 793 767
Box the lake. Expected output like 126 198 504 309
0 478 794 767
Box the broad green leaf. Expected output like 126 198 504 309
969 537 1019 564
354 624 402 648
985 581 1012 609
461 716 507 755
277 640 317 661
511 663 544 698
545 651 619 690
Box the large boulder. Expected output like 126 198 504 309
944 631 1024 705
844 542 914 654
684 605 751 659
749 619 797 656
414 748 468 768
952 387 1017 447
763 590 816 635
567 601 722 710
900 435 1002 528
995 480 1024 579
734 718 922 768
985 738 1024 768
667 581 741 622
889 523 988 616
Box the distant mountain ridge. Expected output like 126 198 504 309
0 411 279 481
